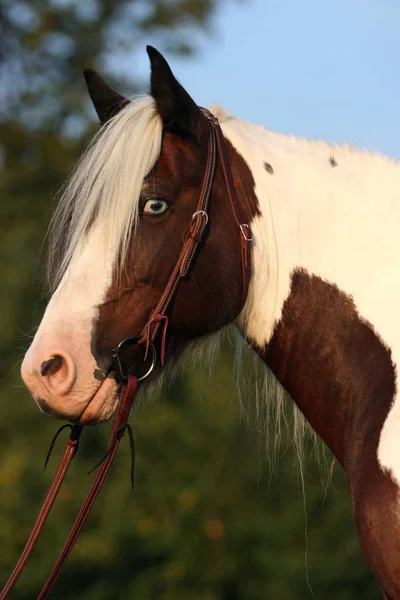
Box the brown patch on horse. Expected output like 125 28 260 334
251 269 399 597
94 127 260 363
329 156 338 167
256 270 396 465
263 161 274 174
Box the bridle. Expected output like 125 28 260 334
0 109 252 599
112 107 253 373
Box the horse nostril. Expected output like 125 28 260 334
40 355 63 377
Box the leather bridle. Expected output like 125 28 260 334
112 107 253 373
0 109 252 599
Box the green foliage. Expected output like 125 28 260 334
0 2 379 598
0 0 216 126
0 354 379 599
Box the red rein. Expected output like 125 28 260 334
0 375 137 600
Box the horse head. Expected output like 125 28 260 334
21 47 257 424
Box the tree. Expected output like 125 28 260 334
0 0 218 126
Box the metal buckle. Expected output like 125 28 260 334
191 210 209 226
111 336 156 383
240 223 253 242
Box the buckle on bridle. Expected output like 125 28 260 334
240 223 253 242
191 209 209 226
111 335 156 384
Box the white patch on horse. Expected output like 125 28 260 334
219 115 400 484
22 229 115 421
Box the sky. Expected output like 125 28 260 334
137 0 400 159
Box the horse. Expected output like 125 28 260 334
20 46 400 599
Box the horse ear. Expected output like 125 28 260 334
83 69 130 124
146 45 205 139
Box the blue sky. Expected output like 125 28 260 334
138 0 400 158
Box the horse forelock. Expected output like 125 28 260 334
47 95 163 291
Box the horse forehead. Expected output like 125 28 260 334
151 132 203 180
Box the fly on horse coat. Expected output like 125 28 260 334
20 46 400 599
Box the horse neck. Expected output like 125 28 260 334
224 118 399 467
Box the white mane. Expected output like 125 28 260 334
48 95 163 289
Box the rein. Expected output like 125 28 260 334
0 110 252 599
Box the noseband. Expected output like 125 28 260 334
0 110 252 599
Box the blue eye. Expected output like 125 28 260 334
143 198 169 215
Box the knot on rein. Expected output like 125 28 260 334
44 423 82 471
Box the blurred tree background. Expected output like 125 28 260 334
0 1 380 598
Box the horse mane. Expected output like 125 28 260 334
47 95 162 290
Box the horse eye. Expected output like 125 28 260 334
142 198 169 215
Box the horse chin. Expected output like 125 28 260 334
78 376 119 425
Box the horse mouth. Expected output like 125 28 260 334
78 376 119 425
